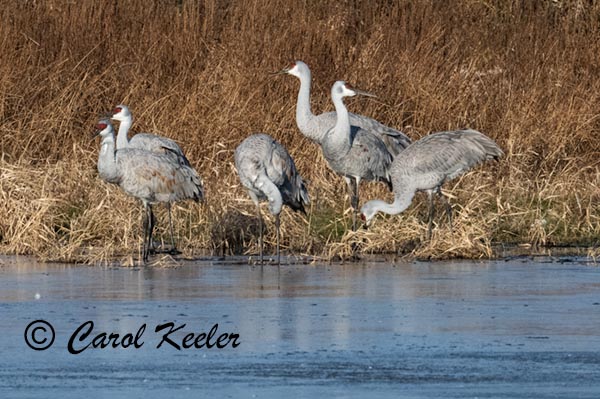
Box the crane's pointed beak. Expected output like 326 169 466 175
354 88 377 98
270 67 290 76
91 130 101 142
92 122 109 141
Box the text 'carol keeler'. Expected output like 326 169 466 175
24 320 241 354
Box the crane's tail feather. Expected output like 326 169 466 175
299 180 310 206
289 179 309 214
385 176 393 192
178 164 204 203
162 146 192 167
383 131 412 154
459 128 504 163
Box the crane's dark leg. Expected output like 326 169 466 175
141 204 148 263
256 203 264 265
275 213 281 266
348 178 359 232
166 203 180 255
427 191 435 240
149 204 155 251
439 192 453 231
148 205 156 261
149 207 157 254
142 203 154 263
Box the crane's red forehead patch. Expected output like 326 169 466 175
345 82 354 90
96 123 107 130
113 107 122 114
360 213 366 221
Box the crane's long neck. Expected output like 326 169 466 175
97 135 121 184
116 116 132 149
365 190 415 218
326 94 352 158
295 71 320 142
255 174 283 216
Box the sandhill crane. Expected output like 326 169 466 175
95 119 203 263
321 81 394 231
359 129 503 238
96 118 120 185
234 133 309 265
112 104 190 164
111 104 196 252
275 60 411 155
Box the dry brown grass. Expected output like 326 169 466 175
0 0 599 263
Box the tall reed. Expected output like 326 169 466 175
0 0 598 262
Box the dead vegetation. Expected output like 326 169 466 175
0 0 598 263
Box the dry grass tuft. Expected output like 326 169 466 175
0 0 599 263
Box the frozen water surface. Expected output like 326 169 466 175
0 255 599 398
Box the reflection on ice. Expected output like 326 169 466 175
0 255 599 398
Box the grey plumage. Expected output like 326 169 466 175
112 104 191 166
112 104 199 250
235 133 309 264
321 120 393 186
116 150 203 204
95 118 203 263
277 60 411 156
314 112 410 156
96 119 120 185
360 128 503 237
126 133 191 166
390 129 503 185
321 81 394 230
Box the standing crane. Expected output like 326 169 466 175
111 104 198 252
234 133 310 265
112 104 189 164
321 81 394 231
96 118 121 185
359 129 503 238
274 60 411 155
95 119 204 263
